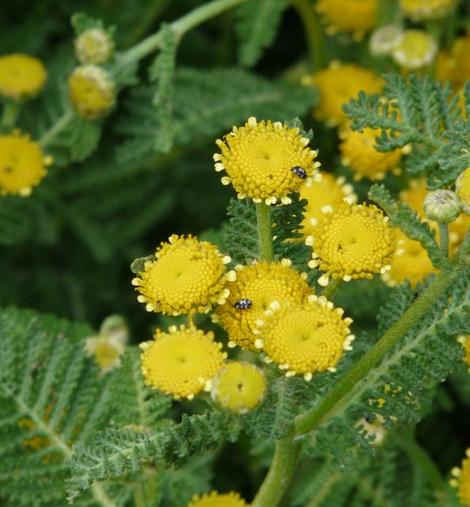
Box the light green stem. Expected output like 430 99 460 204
1 101 21 130
255 202 274 262
295 267 458 435
290 0 325 71
439 223 449 258
322 278 341 299
40 110 74 148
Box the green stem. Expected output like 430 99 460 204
290 0 324 71
295 267 458 435
1 101 21 130
40 110 74 148
256 202 274 262
251 433 301 507
322 278 341 299
439 223 449 258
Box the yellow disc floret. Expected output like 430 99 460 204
256 297 354 379
339 127 403 181
0 54 47 100
383 230 436 287
0 131 49 196
305 63 383 127
456 168 470 215
299 172 357 238
214 117 320 204
392 30 437 70
68 65 115 119
307 203 396 286
132 235 235 316
317 0 378 40
188 491 248 507
140 326 226 400
75 28 114 64
450 449 470 506
215 260 312 351
399 0 455 21
211 361 266 413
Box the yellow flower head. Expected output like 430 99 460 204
75 28 114 65
339 127 403 181
214 117 320 205
140 326 226 400
299 172 357 238
0 131 50 196
436 32 470 89
215 260 312 351
399 0 455 21
306 63 383 126
211 361 267 413
456 167 470 215
450 449 470 506
68 65 115 119
0 54 47 100
392 30 437 70
132 235 235 316
383 230 436 287
307 203 396 286
85 315 128 374
317 0 378 40
188 491 248 507
255 297 353 379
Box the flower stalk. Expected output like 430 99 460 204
256 202 274 262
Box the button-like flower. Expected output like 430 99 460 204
140 326 226 400
456 167 470 215
0 131 50 196
255 297 353 379
215 260 312 350
75 28 114 64
211 361 266 413
307 203 396 286
392 30 437 70
369 25 404 57
68 65 115 119
0 54 47 100
399 0 456 21
188 491 248 507
339 127 403 181
316 0 378 40
214 117 320 205
304 63 383 127
132 235 235 316
450 449 470 506
299 172 357 238
423 189 461 224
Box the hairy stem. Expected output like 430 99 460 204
439 223 449 258
251 433 301 507
256 202 274 262
295 267 458 435
290 0 324 71
40 110 74 148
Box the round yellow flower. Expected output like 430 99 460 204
339 127 403 181
299 172 357 238
256 297 353 379
383 230 436 287
140 326 226 400
0 131 49 196
456 167 470 215
214 117 320 204
132 235 235 316
305 63 383 126
68 65 115 119
317 0 378 40
75 28 114 65
211 361 266 413
436 32 470 89
392 30 437 70
450 449 470 506
0 54 47 100
215 260 312 351
307 203 396 286
399 0 455 21
188 491 248 507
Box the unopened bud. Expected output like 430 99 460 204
392 30 437 70
369 25 403 57
424 189 461 223
75 28 114 65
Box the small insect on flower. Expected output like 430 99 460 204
0 54 47 100
188 491 249 507
233 298 252 310
450 448 470 506
291 166 307 179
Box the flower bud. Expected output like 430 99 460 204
68 65 115 120
75 28 114 64
423 189 461 223
369 25 403 57
392 30 437 70
456 167 470 215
